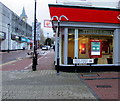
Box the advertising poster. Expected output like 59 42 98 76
90 40 102 58
80 43 86 54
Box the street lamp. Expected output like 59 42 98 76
32 0 37 71
51 15 69 74
7 23 10 53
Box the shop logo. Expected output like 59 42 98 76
44 20 52 28
117 14 120 20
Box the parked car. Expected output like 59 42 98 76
42 45 50 50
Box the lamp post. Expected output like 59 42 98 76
51 15 69 74
7 23 10 53
32 0 37 71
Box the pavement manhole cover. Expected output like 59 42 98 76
96 85 112 88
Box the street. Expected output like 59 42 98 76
1 49 45 64
1 50 120 100
0 49 50 71
1 50 31 64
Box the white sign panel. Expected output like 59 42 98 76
73 59 94 64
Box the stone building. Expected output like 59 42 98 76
0 2 32 51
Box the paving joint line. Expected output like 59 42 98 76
77 73 101 100
83 77 120 80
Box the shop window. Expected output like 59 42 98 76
78 29 113 64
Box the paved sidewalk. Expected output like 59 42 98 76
2 70 96 100
1 50 96 100
79 72 120 100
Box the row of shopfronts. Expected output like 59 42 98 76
0 2 33 51
11 34 32 50
49 4 120 66
0 31 33 51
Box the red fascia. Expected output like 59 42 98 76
49 6 120 24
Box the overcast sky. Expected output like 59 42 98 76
0 0 56 26
0 0 56 37
0 0 119 37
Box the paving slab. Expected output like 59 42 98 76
79 72 120 100
2 70 96 100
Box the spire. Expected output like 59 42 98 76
20 7 28 22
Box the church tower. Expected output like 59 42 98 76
20 7 28 22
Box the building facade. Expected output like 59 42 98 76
32 21 41 49
0 2 32 51
49 4 120 67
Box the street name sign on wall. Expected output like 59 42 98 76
73 59 94 64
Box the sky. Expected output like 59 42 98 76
0 0 119 37
0 0 56 37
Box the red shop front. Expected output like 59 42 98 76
49 4 120 68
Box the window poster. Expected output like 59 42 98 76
90 40 102 58
91 42 100 55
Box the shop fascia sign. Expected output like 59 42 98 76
20 37 30 43
11 34 19 41
44 20 52 28
81 29 113 35
117 14 120 20
0 31 6 40
27 39 30 43
21 37 27 42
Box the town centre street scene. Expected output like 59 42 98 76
0 0 120 100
